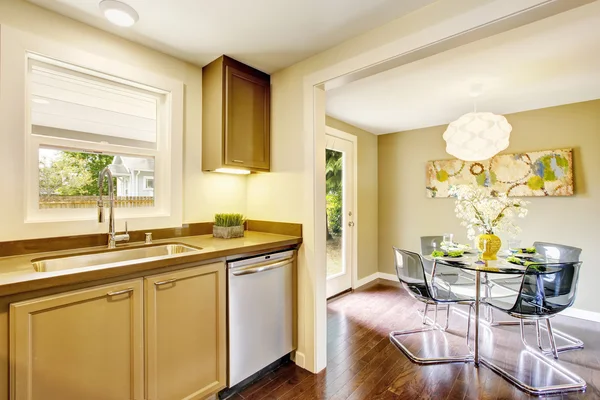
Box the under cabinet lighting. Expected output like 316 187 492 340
214 168 251 175
99 0 139 27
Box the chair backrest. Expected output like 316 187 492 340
510 262 582 317
420 236 443 255
533 242 581 295
392 247 432 301
533 241 582 262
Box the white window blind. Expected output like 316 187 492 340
30 61 158 146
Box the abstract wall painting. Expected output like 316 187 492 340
426 148 574 198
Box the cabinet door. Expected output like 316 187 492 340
145 263 226 400
224 65 270 170
10 280 144 400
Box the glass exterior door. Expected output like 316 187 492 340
326 134 354 298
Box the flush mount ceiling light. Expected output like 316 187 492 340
99 0 139 27
443 85 512 162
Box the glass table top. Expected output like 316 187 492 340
427 253 550 274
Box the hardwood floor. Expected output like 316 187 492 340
235 281 600 399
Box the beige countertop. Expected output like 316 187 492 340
0 231 302 297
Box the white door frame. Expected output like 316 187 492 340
325 127 358 292
298 0 584 373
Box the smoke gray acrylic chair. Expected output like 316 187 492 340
480 262 586 395
389 247 474 365
491 242 584 357
420 236 477 285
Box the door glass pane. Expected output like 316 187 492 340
326 149 344 278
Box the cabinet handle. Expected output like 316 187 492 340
232 159 244 163
154 278 177 286
107 288 134 296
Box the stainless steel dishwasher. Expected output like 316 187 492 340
227 250 295 387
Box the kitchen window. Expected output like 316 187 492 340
23 52 181 225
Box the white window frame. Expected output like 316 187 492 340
143 176 155 191
0 25 183 237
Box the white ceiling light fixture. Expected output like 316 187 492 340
442 84 512 162
99 0 139 27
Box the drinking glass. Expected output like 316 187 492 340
508 239 521 253
442 233 454 248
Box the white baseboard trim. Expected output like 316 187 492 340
355 273 379 288
355 272 398 289
560 308 600 323
378 272 398 282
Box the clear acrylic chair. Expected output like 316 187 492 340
491 242 584 357
389 247 474 364
481 262 586 395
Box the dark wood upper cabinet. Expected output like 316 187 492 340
202 56 270 172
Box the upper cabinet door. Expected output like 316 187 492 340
10 280 144 400
224 65 270 170
145 262 226 400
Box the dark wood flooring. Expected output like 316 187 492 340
233 281 600 400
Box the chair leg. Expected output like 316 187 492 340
546 319 560 360
444 304 451 331
506 318 586 394
389 320 473 365
535 320 544 351
389 301 473 365
422 303 429 325
466 303 473 353
520 319 527 347
521 318 546 351
538 323 585 354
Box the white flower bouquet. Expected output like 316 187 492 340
449 185 529 240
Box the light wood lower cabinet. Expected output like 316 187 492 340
10 279 144 400
145 263 226 400
9 262 227 400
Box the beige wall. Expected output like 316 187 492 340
378 100 600 312
326 117 378 280
0 0 247 240
245 0 552 372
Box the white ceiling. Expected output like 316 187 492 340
326 1 600 134
27 0 436 73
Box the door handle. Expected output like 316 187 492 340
107 288 134 297
231 256 294 276
348 221 355 227
154 278 177 286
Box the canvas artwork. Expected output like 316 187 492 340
425 148 574 198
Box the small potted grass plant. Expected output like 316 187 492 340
213 213 245 239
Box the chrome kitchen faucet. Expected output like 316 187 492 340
98 167 130 249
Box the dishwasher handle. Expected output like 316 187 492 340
231 256 294 276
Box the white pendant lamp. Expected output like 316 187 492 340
443 86 512 162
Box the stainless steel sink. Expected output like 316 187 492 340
32 243 202 272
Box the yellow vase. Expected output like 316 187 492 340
477 234 502 261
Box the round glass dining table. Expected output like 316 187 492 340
430 254 529 366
